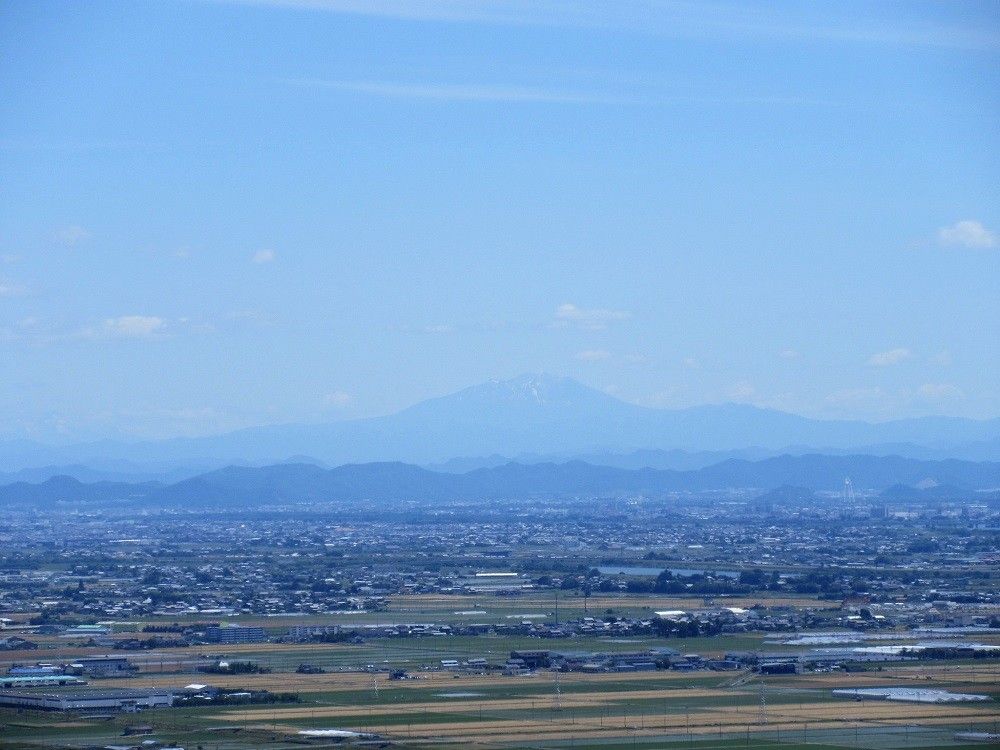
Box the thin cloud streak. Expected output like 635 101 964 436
216 0 1000 51
284 78 849 108
283 78 622 104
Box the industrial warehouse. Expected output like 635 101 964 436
0 674 86 689
0 688 174 712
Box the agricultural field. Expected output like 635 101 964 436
2 498 998 749
2 657 998 749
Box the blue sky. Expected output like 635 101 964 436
0 0 998 441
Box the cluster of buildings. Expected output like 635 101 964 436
0 681 296 713
0 491 995 720
1 494 998 626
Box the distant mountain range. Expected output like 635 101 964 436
426 441 1000 474
2 453 998 508
1 375 998 475
0 462 220 485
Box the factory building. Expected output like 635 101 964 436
509 650 551 669
0 675 87 689
204 625 267 644
68 656 136 677
8 664 62 677
0 688 174 711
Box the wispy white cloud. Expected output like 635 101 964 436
576 349 610 362
101 315 167 339
285 77 848 109
0 279 28 298
779 348 800 360
553 303 631 331
917 382 964 400
3 315 230 346
937 220 997 249
285 78 617 104
868 348 911 367
252 249 276 263
212 1 1000 51
728 381 756 401
387 322 462 335
323 390 352 407
825 386 884 407
55 225 90 246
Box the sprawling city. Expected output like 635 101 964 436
0 476 998 748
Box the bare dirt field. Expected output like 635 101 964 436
389 593 833 612
125 666 723 693
209 673 1000 748
240 699 999 746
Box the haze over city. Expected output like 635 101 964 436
1 1 998 443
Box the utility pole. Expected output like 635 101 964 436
758 679 767 726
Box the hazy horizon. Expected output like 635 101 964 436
2 1 998 442
6 372 1000 448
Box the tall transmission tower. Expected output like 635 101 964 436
843 477 856 503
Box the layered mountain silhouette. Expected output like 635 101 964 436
1 375 998 473
2 454 998 508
